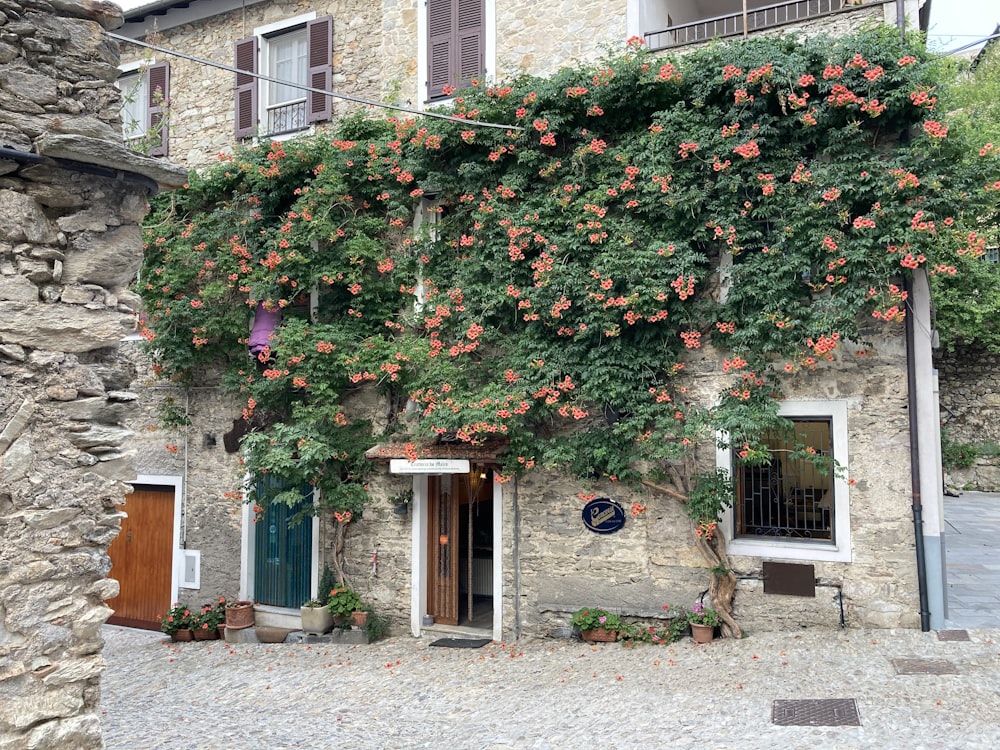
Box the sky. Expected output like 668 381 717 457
112 0 997 55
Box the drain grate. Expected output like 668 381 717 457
892 658 959 675
772 699 861 727
936 629 971 642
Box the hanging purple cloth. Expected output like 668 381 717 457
249 305 281 355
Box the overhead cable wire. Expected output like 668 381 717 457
107 32 523 131
929 31 1000 59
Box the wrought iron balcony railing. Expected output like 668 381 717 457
645 0 855 51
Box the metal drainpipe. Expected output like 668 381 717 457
512 475 521 640
182 390 190 548
904 275 932 632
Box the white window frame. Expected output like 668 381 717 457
254 12 316 139
117 59 151 141
717 399 852 563
416 0 496 106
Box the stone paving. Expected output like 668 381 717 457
96 493 1000 748
945 492 1000 629
99 623 1000 749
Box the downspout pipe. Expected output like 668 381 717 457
904 274 932 632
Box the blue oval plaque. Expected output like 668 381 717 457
582 498 626 534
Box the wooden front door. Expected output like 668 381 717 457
427 475 459 625
107 486 175 630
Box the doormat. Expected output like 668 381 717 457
429 637 492 649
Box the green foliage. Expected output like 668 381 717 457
687 601 722 626
941 427 981 469
570 607 624 632
932 44 1000 352
138 28 1000 513
159 602 193 635
327 584 363 617
363 611 392 641
685 470 735 525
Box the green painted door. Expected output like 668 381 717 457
253 481 312 608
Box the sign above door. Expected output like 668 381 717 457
390 458 471 474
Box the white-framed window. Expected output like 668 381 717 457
116 60 169 156
234 13 332 140
717 399 852 563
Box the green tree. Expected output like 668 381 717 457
932 41 1000 352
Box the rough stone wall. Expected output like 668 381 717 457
120 0 383 167
0 2 185 748
503 325 919 637
342 323 918 640
937 349 1000 491
117 344 246 604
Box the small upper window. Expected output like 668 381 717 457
235 16 333 140
116 62 169 156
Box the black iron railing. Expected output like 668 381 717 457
645 0 856 51
265 99 307 137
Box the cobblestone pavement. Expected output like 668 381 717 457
100 624 1000 749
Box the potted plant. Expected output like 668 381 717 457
687 601 721 643
570 607 624 643
327 584 363 625
193 602 223 640
300 596 334 635
225 598 255 630
351 606 370 629
390 489 412 516
160 602 193 642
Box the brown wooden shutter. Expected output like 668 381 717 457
146 61 169 157
234 36 258 139
306 16 333 123
456 0 483 87
427 0 454 99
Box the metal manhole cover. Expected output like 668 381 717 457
772 699 860 727
892 658 959 675
936 629 971 642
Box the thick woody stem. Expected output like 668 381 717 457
642 478 742 638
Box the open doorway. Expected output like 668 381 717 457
426 469 494 629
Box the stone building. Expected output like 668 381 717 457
107 0 947 647
0 1 185 747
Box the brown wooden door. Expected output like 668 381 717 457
427 475 459 625
107 486 174 630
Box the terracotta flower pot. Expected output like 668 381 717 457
691 623 715 643
225 601 254 630
172 629 193 642
351 610 369 628
580 627 618 643
193 625 218 640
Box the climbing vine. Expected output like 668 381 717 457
138 28 999 629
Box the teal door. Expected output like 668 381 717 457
253 482 312 608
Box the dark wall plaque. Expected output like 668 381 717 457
763 561 816 597
582 498 626 534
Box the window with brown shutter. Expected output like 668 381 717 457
307 17 333 123
146 61 169 157
234 17 333 140
234 36 258 139
427 0 484 100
